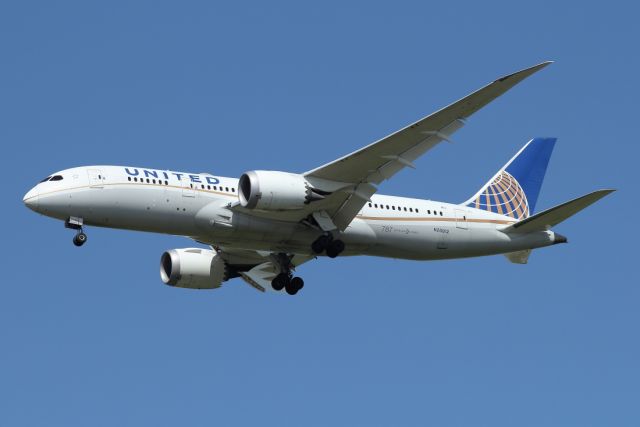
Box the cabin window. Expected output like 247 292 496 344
213 186 217 191
225 187 229 192
440 211 443 216
368 203 372 207
134 177 138 182
145 178 149 183
127 177 131 181
403 207 407 211
232 188 235 192
152 179 156 184
207 185 211 190
416 208 419 213
165 180 168 185
409 208 413 212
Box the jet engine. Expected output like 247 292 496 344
238 170 330 210
160 248 227 289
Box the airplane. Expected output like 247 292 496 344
23 61 614 295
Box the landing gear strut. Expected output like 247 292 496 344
311 233 345 258
66 216 87 247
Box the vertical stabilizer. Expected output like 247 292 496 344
463 137 556 219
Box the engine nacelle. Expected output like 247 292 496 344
238 170 328 210
160 248 226 289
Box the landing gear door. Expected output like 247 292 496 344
87 169 105 188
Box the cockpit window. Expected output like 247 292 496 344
40 176 52 183
49 175 64 181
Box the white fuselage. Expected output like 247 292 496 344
23 166 559 260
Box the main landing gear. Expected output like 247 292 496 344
271 273 304 295
311 233 345 258
65 217 87 247
270 253 304 295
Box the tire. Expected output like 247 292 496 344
73 233 87 247
290 277 304 291
326 246 339 258
271 273 289 291
311 239 325 254
285 279 301 295
326 239 345 258
331 239 345 254
311 235 331 254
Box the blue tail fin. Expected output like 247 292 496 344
463 137 556 219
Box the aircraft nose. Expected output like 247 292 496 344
23 187 39 211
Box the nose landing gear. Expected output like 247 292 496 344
66 217 87 247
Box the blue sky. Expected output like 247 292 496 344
1 1 637 426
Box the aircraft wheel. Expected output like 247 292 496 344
292 277 304 290
73 232 87 247
271 273 289 291
311 235 331 254
286 277 304 295
326 239 345 258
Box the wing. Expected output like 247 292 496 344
305 61 552 183
303 61 552 229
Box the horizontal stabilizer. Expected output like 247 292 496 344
502 189 615 234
